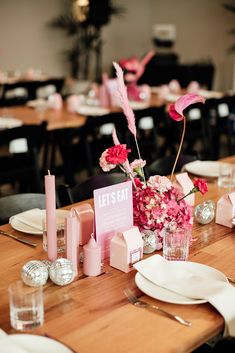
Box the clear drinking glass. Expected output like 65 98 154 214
8 281 44 331
163 228 191 261
43 217 65 254
218 163 234 193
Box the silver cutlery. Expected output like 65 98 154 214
124 289 192 327
0 230 37 247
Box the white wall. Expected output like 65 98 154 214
0 0 70 76
0 0 235 90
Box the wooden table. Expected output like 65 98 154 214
0 105 87 131
0 157 235 353
0 92 167 131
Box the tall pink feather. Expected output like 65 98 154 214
112 127 120 146
113 62 137 137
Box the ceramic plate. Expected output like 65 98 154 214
76 105 110 116
10 209 69 235
129 101 150 110
10 334 74 353
184 160 221 178
135 261 227 305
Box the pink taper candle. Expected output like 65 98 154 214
45 170 57 261
83 234 101 276
66 213 79 276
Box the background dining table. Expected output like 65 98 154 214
0 160 234 353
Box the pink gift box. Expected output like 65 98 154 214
175 172 195 206
216 192 235 228
71 203 94 245
110 226 143 273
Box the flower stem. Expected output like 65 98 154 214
177 187 197 203
134 135 146 184
170 116 186 181
119 164 137 189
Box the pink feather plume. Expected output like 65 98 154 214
112 127 120 146
113 62 137 137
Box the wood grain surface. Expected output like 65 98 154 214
0 158 235 353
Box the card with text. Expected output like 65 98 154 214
94 180 133 259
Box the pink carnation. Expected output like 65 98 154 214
106 144 131 165
147 175 172 193
130 159 146 170
193 178 208 195
99 150 116 172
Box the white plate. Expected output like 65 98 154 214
184 160 221 178
10 209 69 235
135 261 227 305
129 101 150 110
76 105 110 116
10 334 73 353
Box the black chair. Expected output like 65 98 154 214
34 78 65 99
204 96 235 159
0 82 30 107
0 122 47 193
79 112 127 176
0 193 45 225
183 102 209 158
58 173 127 206
127 106 165 163
147 154 198 177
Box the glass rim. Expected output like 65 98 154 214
8 280 43 294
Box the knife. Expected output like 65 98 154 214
0 230 37 247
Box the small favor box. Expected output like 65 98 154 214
71 203 94 245
175 172 195 206
110 226 143 273
216 192 235 228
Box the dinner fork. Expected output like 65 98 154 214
124 289 191 327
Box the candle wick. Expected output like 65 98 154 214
48 170 51 176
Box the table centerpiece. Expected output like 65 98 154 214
99 62 208 260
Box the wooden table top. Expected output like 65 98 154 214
0 94 165 131
0 156 235 353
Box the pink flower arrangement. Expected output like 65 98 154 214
99 62 208 247
133 177 192 243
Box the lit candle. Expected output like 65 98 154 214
83 234 101 276
66 212 79 276
45 170 57 261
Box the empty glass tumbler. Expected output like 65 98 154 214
8 280 44 331
163 228 191 261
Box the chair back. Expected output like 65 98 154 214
58 173 127 206
0 193 45 225
205 96 235 159
82 112 127 175
147 154 198 177
0 122 47 192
